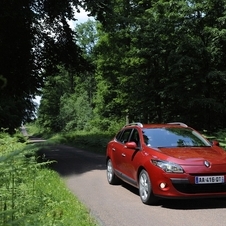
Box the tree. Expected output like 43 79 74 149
93 0 163 123
36 0 226 133
37 67 71 132
37 20 101 133
0 0 112 133
60 91 93 131
93 0 226 130
158 0 226 129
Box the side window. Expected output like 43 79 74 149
115 130 123 141
118 129 133 143
129 129 140 146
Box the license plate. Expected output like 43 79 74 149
195 176 224 184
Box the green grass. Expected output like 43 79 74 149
0 132 98 226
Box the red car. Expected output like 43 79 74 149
106 122 226 204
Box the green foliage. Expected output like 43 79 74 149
92 0 226 130
0 132 98 226
37 67 69 133
48 130 115 154
204 129 226 150
90 117 125 134
0 0 112 133
37 65 95 133
60 91 93 131
25 122 44 138
76 20 99 56
36 0 226 134
216 130 226 150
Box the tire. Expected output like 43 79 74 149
139 169 158 205
106 159 120 185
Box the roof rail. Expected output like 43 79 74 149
124 122 143 128
167 122 188 127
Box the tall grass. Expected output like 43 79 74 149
0 132 98 226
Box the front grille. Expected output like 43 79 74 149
172 183 226 194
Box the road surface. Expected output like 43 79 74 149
38 144 226 226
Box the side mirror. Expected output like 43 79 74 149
212 140 220 146
124 141 137 149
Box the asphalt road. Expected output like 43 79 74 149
39 144 226 226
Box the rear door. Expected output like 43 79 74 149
112 128 133 175
121 129 141 182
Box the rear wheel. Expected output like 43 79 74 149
139 169 158 205
107 159 119 184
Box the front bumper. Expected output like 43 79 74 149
151 172 226 198
170 177 226 194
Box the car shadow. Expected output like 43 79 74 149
121 182 139 195
160 197 226 209
121 182 226 209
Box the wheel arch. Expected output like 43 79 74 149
106 156 110 165
137 166 146 183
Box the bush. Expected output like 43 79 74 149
47 130 114 154
0 132 98 226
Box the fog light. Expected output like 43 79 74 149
160 182 166 189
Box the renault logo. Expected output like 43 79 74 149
204 160 210 168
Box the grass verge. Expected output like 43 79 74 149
0 132 98 226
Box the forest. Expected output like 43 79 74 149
1 0 226 134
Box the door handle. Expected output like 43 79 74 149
112 148 116 152
122 153 126 157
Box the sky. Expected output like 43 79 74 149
34 8 92 105
68 8 93 29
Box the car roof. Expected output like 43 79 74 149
123 122 189 129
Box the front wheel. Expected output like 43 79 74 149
106 159 120 185
139 169 158 205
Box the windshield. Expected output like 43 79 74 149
142 128 211 148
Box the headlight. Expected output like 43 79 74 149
151 160 184 173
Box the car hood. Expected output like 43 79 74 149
155 146 226 165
